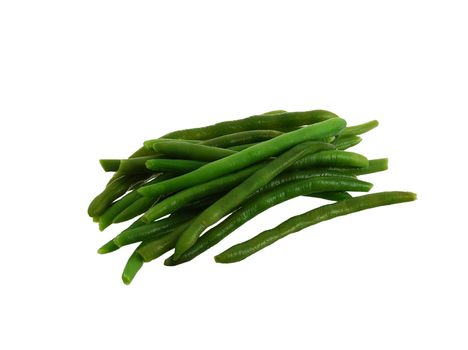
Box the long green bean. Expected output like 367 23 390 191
138 118 346 198
215 191 416 263
172 141 335 260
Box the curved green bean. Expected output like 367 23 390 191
343 158 388 175
335 135 362 150
172 141 335 260
138 118 346 198
162 110 338 140
165 176 371 265
122 249 144 285
341 120 379 136
215 191 417 263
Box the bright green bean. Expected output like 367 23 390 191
341 120 379 136
335 135 362 150
122 249 144 285
165 176 371 265
153 141 236 161
98 218 147 254
342 158 388 175
113 210 196 248
290 150 369 170
138 118 346 198
202 130 283 148
172 141 335 260
215 191 416 263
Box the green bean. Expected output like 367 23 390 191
145 159 205 173
97 218 146 254
335 135 362 150
162 110 338 140
202 130 283 148
311 191 352 201
290 150 369 170
343 158 388 175
112 173 176 223
113 210 196 248
98 173 170 229
116 156 161 174
172 141 335 260
341 120 379 136
137 220 194 262
256 169 355 194
99 159 121 172
142 163 266 223
122 248 144 285
228 143 258 151
138 118 346 198
152 141 236 161
165 176 371 265
214 191 417 263
88 173 147 217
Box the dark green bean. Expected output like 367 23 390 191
99 159 121 172
215 191 417 263
165 176 371 265
137 220 194 262
162 110 338 140
172 141 335 260
138 118 346 198
152 141 236 161
98 218 146 254
145 159 205 173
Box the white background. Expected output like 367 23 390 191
1 1 467 349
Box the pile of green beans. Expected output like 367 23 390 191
88 109 416 284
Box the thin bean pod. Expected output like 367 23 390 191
202 130 283 148
172 141 335 260
341 120 379 136
138 118 346 198
290 150 369 170
214 191 417 263
88 173 147 217
342 158 388 175
113 210 197 248
165 176 371 265
153 141 236 161
311 191 352 201
137 220 194 262
162 110 339 140
228 143 258 151
145 159 205 173
335 135 362 150
97 218 147 254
